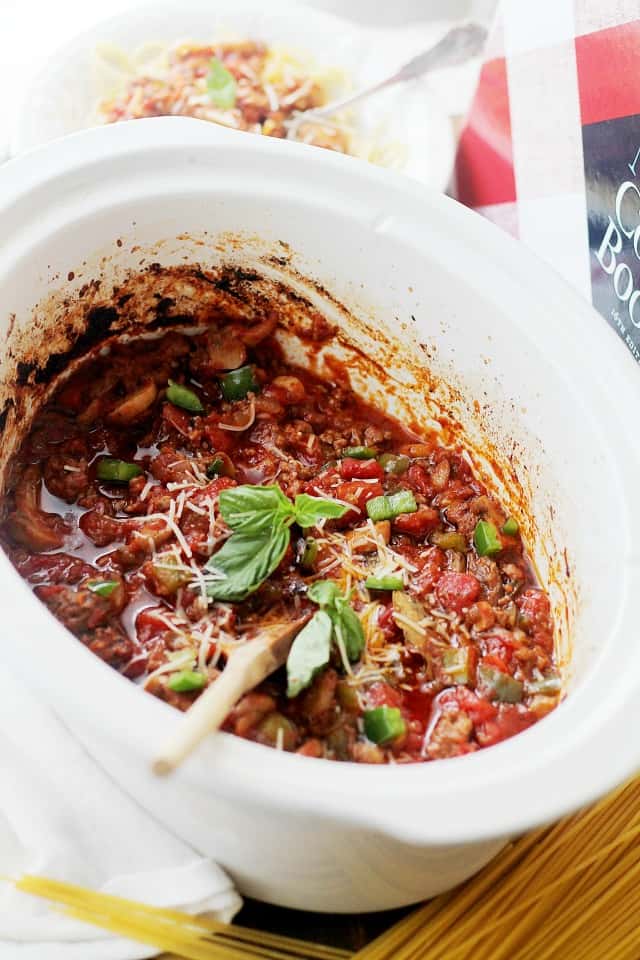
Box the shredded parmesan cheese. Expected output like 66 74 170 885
393 610 428 638
139 480 154 501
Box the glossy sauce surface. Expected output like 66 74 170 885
1 321 559 763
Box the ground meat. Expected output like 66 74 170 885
517 589 554 651
35 583 120 635
13 552 95 585
83 625 136 669
1 325 559 765
466 600 497 632
393 507 439 538
467 554 502 605
150 447 198 484
427 709 474 760
80 502 124 547
43 439 89 503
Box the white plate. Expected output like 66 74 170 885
10 0 455 190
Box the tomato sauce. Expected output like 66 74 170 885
0 320 560 763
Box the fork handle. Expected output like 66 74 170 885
306 23 487 121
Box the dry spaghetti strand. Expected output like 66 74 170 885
11 777 640 960
352 776 640 960
12 875 349 960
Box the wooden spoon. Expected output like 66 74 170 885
152 616 309 775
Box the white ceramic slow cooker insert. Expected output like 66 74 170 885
1 118 639 912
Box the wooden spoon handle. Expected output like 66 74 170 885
152 618 307 775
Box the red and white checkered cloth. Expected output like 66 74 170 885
453 1 640 362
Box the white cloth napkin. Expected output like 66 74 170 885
0 662 242 960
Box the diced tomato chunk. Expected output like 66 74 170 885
202 417 235 452
393 507 439 538
436 572 481 614
410 546 446 598
481 653 511 674
517 588 554 651
476 705 536 747
377 603 403 642
162 402 191 437
136 607 173 646
517 588 550 622
481 633 517 671
367 681 403 709
339 458 384 481
405 463 433 496
335 480 384 515
190 476 236 504
439 686 498 725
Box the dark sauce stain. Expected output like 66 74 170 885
148 313 196 330
18 306 120 387
213 268 262 293
154 296 176 315
0 399 14 434
16 361 35 387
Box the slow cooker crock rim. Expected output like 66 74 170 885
1 117 639 848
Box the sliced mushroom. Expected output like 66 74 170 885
271 376 306 404
218 399 256 432
77 370 120 425
236 311 278 347
207 451 236 478
77 396 105 426
7 465 68 552
203 328 247 372
107 380 158 425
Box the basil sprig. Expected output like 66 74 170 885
286 580 365 697
286 610 333 698
205 485 348 602
308 580 365 662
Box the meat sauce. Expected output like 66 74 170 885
0 318 560 763
99 40 352 155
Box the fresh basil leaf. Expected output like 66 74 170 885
205 525 289 601
334 598 365 661
306 579 365 667
206 57 237 109
293 493 349 528
307 579 341 608
286 610 332 698
218 485 293 534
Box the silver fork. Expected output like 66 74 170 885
285 22 487 138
